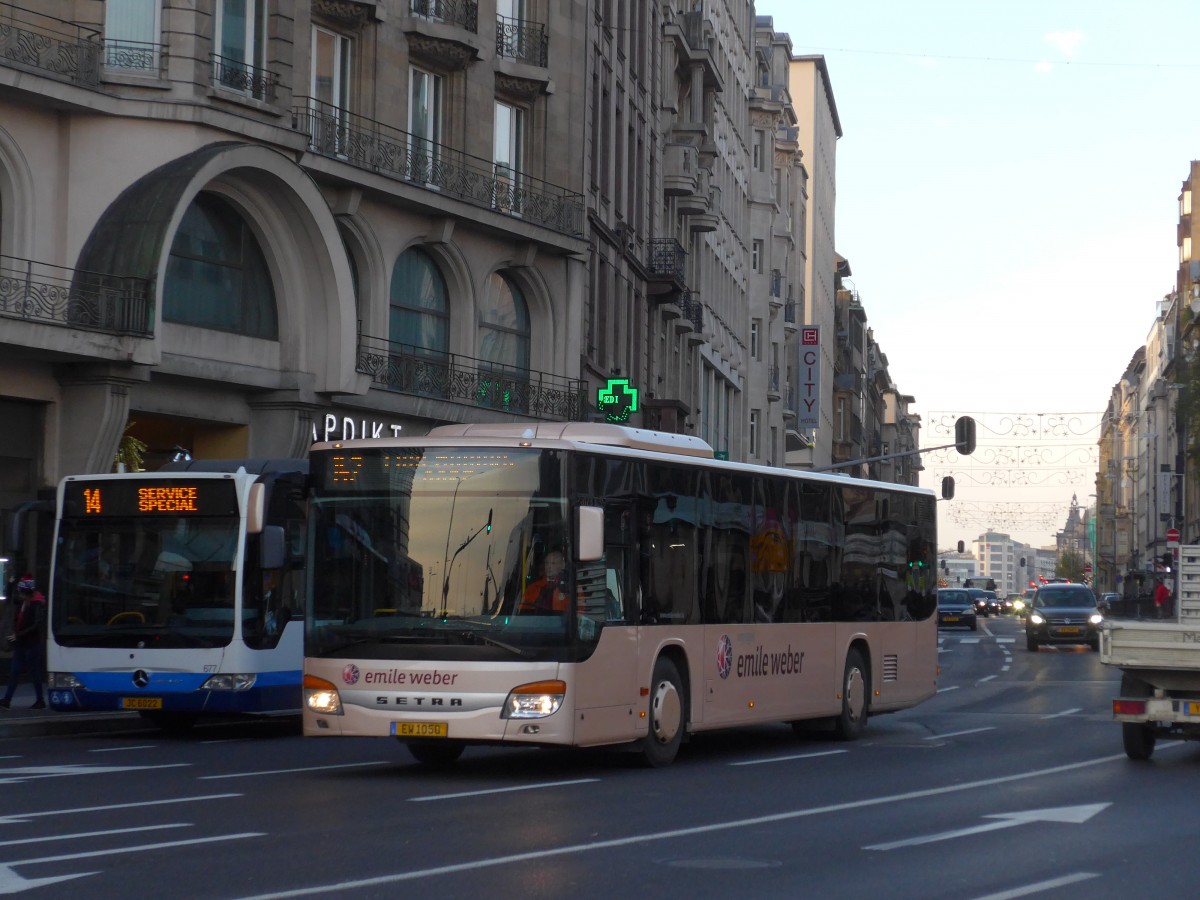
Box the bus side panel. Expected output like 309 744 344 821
572 625 641 747
861 616 938 712
693 623 841 730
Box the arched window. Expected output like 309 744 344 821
478 271 529 372
164 192 278 338
389 248 448 356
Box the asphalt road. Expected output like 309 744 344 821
2 615 1198 899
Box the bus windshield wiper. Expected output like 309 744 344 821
459 630 533 658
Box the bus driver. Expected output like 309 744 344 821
519 549 569 614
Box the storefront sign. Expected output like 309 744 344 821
311 413 406 443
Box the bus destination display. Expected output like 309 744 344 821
63 480 240 517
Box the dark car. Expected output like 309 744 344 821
937 588 977 631
966 587 1000 617
1025 583 1103 651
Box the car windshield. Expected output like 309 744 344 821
939 591 969 605
1036 588 1094 609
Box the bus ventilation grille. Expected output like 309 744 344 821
882 654 899 683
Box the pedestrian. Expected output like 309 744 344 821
0 575 47 710
1154 577 1172 620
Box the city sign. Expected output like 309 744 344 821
798 326 820 428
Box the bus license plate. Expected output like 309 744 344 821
121 697 163 710
1187 702 1200 716
393 721 448 738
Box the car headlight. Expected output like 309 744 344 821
304 674 343 715
200 673 256 691
1089 613 1104 625
1028 613 1045 625
501 680 566 719
1013 600 1025 611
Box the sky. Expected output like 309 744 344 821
758 0 1200 550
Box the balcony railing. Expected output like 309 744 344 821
104 39 163 74
211 53 278 102
0 255 154 336
356 334 586 420
648 238 687 282
411 0 479 32
496 15 547 67
678 293 704 334
0 1 101 87
294 99 583 236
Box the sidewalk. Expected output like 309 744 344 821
0 682 145 740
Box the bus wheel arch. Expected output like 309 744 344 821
640 650 688 767
835 643 870 741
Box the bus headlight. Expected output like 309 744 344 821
48 672 83 690
304 674 343 715
501 680 566 719
201 673 256 691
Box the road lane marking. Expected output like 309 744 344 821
972 871 1099 899
235 751 1150 899
200 761 392 780
1040 708 1082 719
977 675 997 684
923 727 996 741
730 750 847 767
0 824 189 848
5 832 265 866
865 803 1109 850
936 685 960 693
0 794 242 825
0 763 189 785
88 745 157 753
409 778 601 802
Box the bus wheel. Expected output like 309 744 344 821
834 649 868 741
139 711 197 734
641 656 685 767
405 740 465 766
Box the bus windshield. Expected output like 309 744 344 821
308 447 578 661
52 514 240 649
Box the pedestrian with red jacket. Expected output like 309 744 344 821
1154 577 1172 620
0 575 46 709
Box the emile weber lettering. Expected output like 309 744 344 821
736 644 804 678
366 669 464 706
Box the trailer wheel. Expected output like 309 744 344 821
1119 672 1156 761
1121 722 1156 761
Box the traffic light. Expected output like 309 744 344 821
1163 551 1172 567
957 540 965 553
941 476 955 500
954 416 977 455
1020 557 1026 567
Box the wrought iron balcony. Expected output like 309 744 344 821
104 39 163 75
0 255 153 336
410 0 479 32
496 15 547 67
678 292 704 334
294 99 583 236
648 240 686 282
0 1 101 87
211 53 278 102
356 334 586 420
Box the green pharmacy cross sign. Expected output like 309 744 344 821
597 378 639 423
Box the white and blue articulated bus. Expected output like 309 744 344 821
46 460 308 730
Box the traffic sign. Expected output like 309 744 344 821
1167 528 1181 545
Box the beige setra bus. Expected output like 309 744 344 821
302 423 939 766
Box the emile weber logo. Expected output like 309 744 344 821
716 635 804 680
343 665 465 707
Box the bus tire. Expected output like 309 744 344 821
405 740 465 766
640 656 685 767
834 649 869 741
